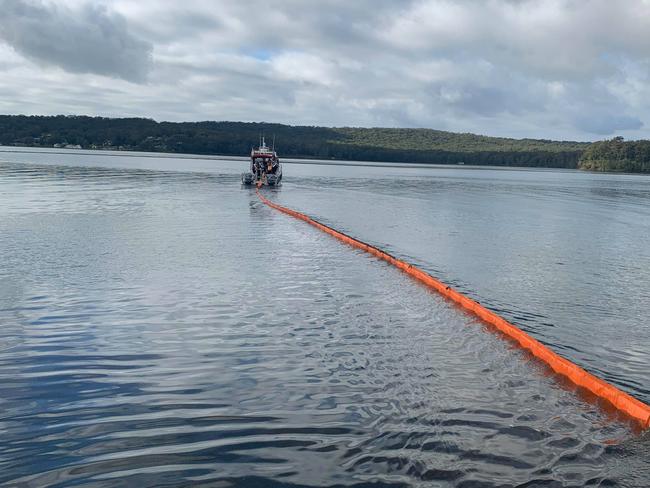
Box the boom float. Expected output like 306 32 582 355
255 188 650 430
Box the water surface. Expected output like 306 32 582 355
1 147 649 487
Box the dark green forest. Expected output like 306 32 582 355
1 115 648 172
578 137 650 172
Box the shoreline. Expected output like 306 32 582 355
2 145 649 175
0 146 581 173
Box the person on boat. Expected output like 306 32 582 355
254 158 263 179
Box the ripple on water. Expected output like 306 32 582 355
0 160 648 487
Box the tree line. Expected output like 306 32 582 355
578 136 650 172
1 115 647 172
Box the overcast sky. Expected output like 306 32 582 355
1 0 650 140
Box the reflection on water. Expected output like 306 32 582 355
0 150 649 487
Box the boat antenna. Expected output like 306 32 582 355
272 134 275 151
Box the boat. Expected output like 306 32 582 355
242 136 282 186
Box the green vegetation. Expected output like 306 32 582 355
578 137 650 172
2 114 647 172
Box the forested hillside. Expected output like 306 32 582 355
578 137 650 172
0 114 601 169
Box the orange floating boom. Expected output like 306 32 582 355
256 188 650 430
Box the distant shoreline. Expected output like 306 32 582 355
0 115 586 170
1 115 648 173
0 146 584 172
2 145 648 175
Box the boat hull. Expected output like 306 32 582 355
266 173 281 186
242 170 282 187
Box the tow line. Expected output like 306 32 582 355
255 188 650 430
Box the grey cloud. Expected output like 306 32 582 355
0 0 152 82
436 83 539 117
575 114 643 136
2 0 650 140
381 0 650 82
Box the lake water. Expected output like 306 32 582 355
1 147 649 487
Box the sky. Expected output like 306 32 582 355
1 0 650 141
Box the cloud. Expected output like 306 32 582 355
0 0 152 82
2 0 650 140
382 0 650 80
575 114 643 136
